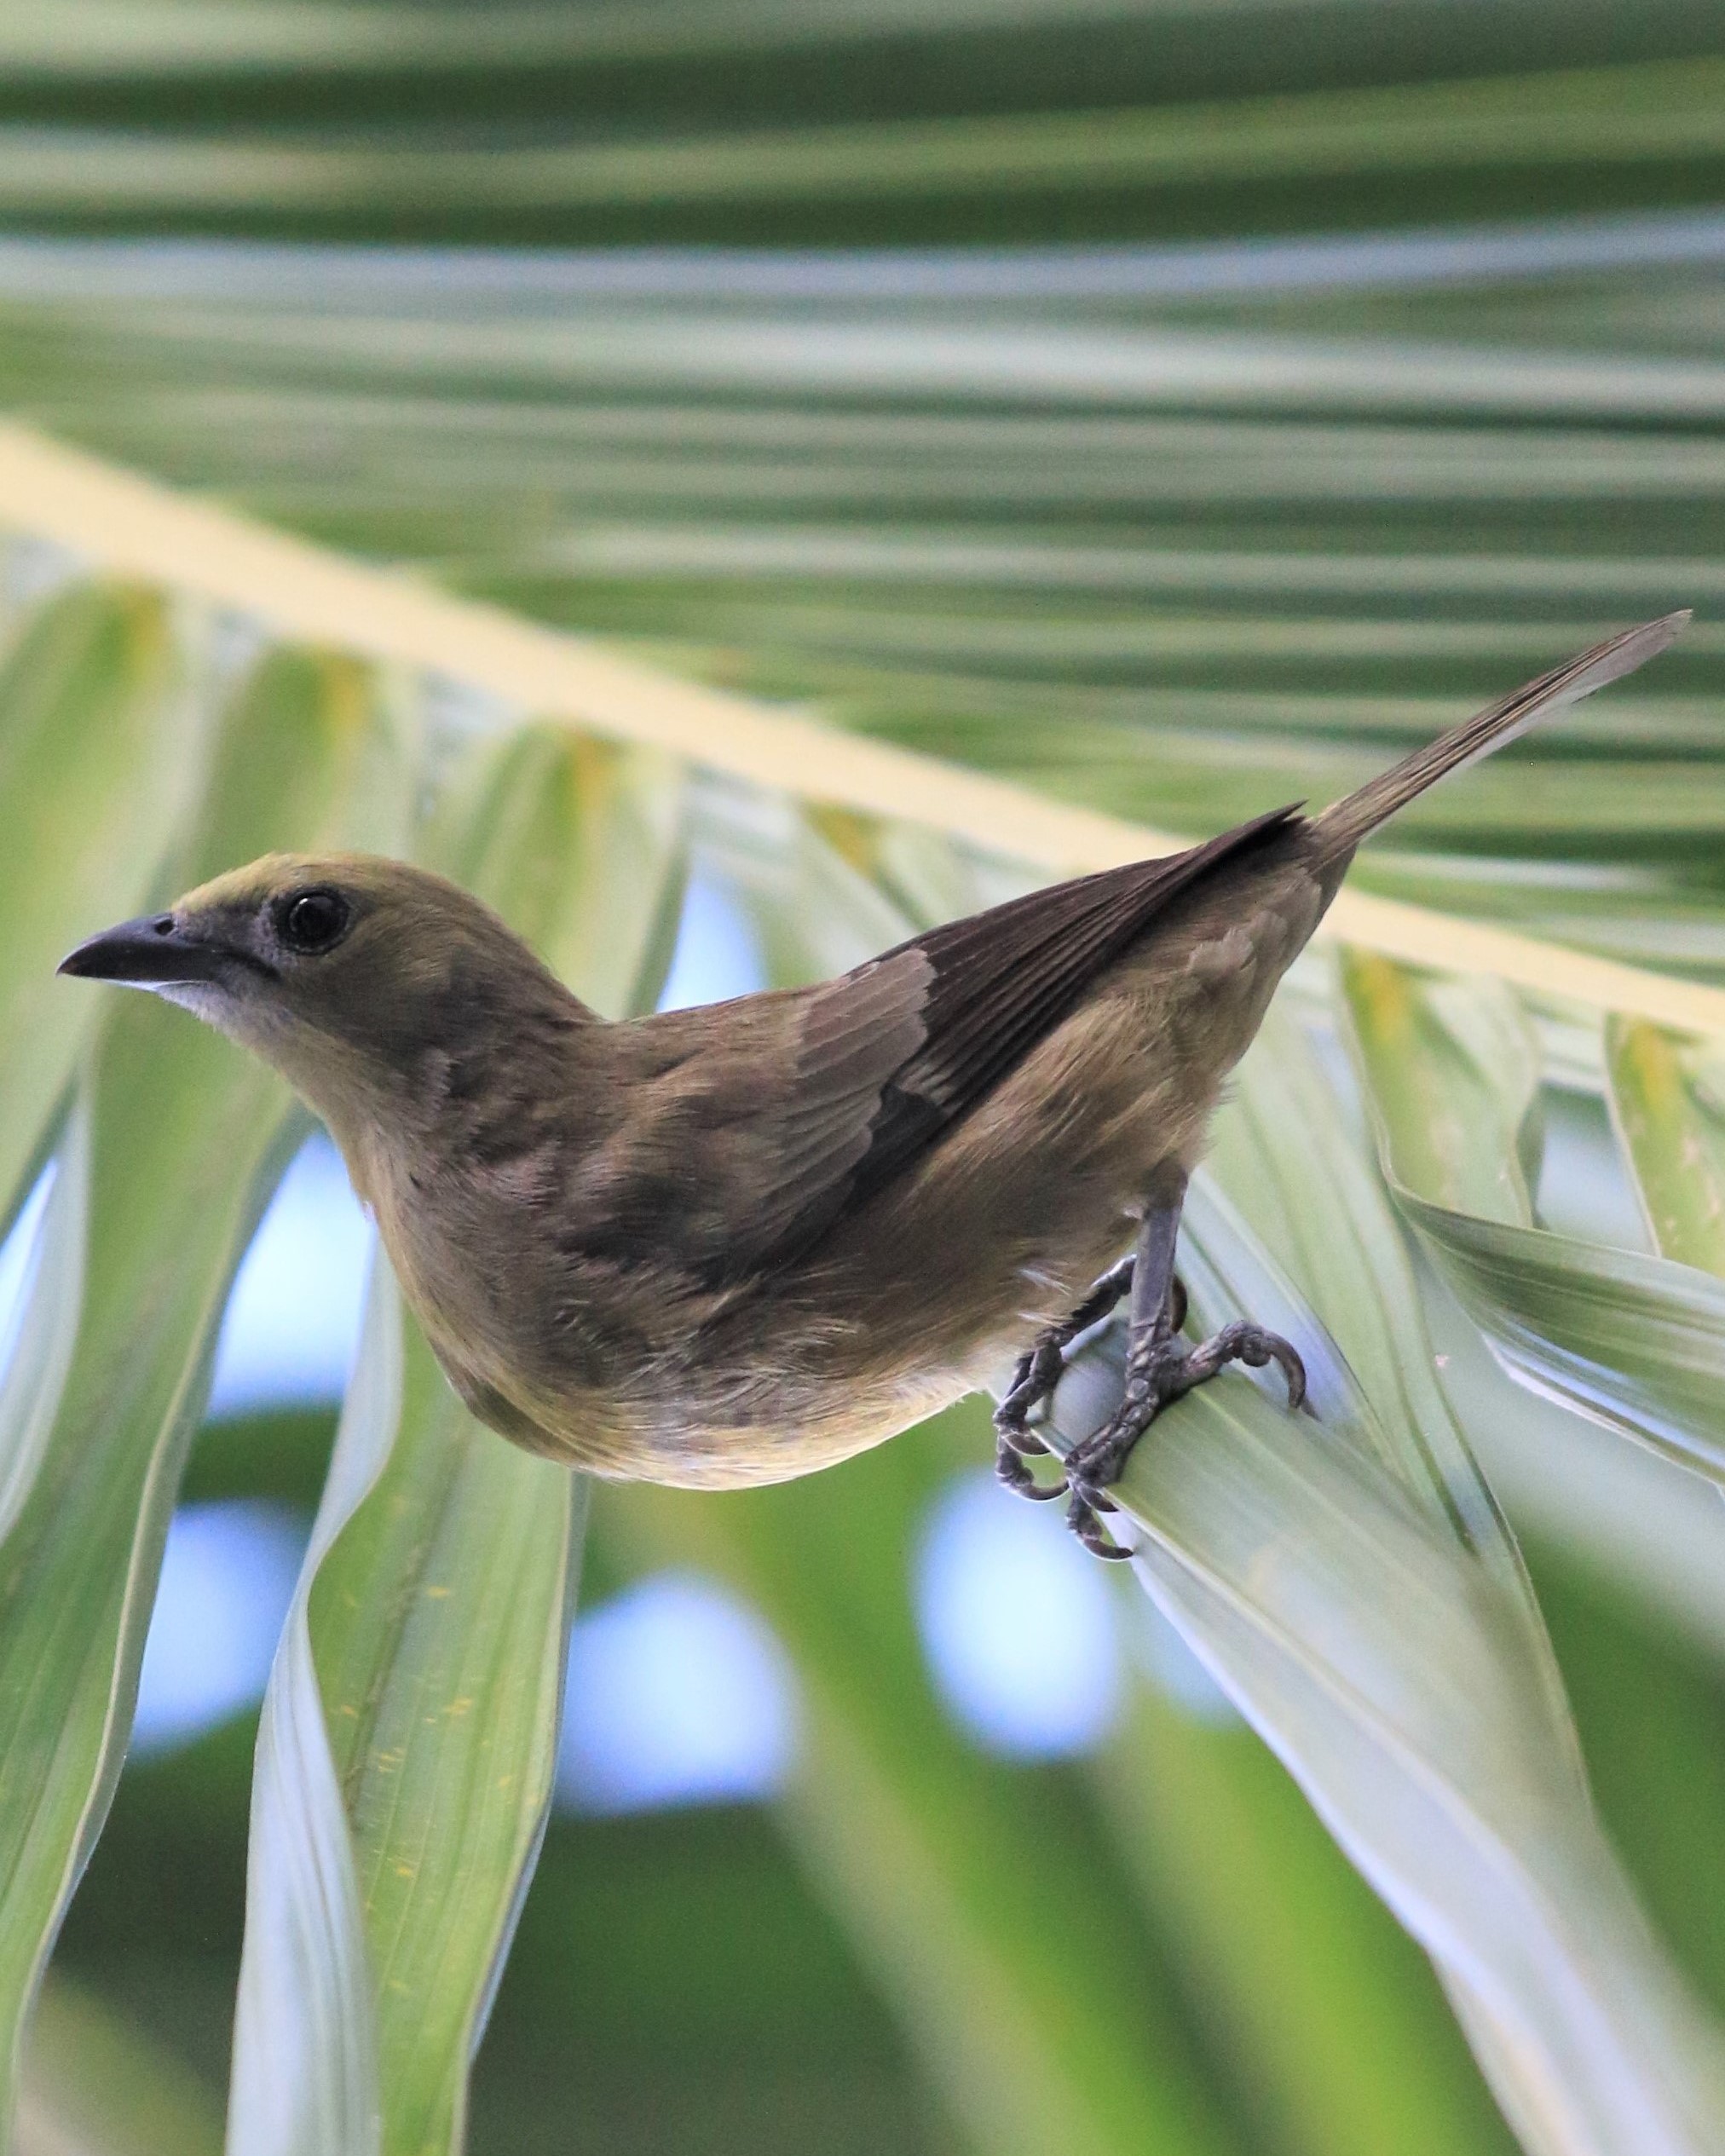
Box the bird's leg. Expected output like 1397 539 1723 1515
993 1254 1187 1502
1064 1168 1306 1561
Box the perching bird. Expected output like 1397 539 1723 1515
61 614 1685 1557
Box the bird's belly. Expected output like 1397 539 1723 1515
580 1365 984 1490
568 1196 1153 1490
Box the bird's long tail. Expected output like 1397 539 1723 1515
1310 609 1690 862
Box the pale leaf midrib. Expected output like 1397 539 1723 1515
3 418 1721 1038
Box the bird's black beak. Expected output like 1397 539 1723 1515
57 913 227 988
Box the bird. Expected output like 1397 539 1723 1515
60 613 1686 1558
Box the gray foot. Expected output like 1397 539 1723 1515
1064 1322 1307 1560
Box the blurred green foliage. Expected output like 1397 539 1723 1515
49 1407 1725 2156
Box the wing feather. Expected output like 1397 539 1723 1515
842 804 1301 1208
582 804 1302 1284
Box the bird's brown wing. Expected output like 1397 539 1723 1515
848 805 1302 1204
627 803 1301 1284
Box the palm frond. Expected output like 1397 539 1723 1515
0 630 410 2124
7 3 1725 2146
6 417 1725 2147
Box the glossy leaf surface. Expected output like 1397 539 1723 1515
1345 954 1725 1488
0 642 407 2137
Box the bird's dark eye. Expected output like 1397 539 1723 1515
275 888 353 956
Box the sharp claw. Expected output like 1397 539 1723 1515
1067 1492 1134 1560
1015 1461 1071 1502
1223 1325 1307 1411
1274 1340 1307 1409
995 1415 1051 1458
995 1438 1068 1502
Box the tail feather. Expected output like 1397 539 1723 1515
1311 610 1690 862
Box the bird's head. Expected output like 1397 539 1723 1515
58 852 578 1141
